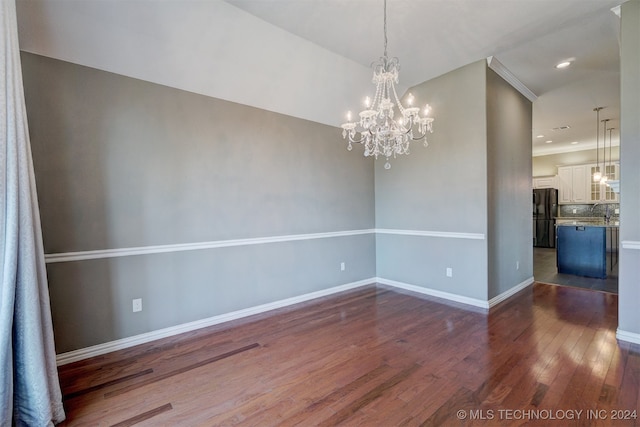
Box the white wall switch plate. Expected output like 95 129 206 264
446 267 453 277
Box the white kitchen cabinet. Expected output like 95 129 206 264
533 176 558 189
587 163 620 203
557 165 587 204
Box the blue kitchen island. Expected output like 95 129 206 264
556 220 619 279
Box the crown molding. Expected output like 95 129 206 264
611 5 621 18
486 56 537 102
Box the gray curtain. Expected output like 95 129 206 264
0 0 66 425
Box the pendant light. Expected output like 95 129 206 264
609 127 613 173
606 127 620 193
605 127 614 186
593 107 603 182
600 118 609 184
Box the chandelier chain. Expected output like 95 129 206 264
383 0 388 59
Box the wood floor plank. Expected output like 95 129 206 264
56 283 640 426
376 375 453 426
104 342 260 398
63 368 154 400
316 363 421 427
419 386 477 427
233 363 397 426
109 403 173 427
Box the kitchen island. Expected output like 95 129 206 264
556 219 619 279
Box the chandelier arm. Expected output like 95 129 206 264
395 120 423 140
399 118 416 137
346 133 366 144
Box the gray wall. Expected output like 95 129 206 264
375 61 489 300
618 0 640 336
22 52 537 353
486 68 533 298
21 53 376 353
375 61 532 302
533 147 620 177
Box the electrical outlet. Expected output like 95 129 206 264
132 298 142 313
446 267 453 277
340 262 345 271
615 208 619 214
572 209 577 214
516 261 520 270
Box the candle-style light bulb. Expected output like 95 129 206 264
407 93 414 106
364 96 371 108
346 110 352 122
424 104 431 116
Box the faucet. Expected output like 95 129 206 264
590 203 600 213
604 205 611 223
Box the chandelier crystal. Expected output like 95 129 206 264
341 0 434 170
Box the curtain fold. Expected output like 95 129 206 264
1 0 65 425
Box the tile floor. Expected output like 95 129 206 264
533 247 618 294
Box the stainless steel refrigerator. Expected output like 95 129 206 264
533 188 558 248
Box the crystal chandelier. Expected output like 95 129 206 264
340 0 434 170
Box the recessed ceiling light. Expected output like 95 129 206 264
545 140 553 144
536 135 545 138
571 141 579 145
556 61 571 69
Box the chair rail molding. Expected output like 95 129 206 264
45 228 485 263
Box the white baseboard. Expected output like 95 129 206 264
616 329 640 345
55 276 534 365
56 278 375 366
488 277 534 308
377 276 534 310
376 277 490 309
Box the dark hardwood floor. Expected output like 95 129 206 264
57 283 639 426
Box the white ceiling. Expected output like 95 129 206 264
17 0 625 157
225 0 624 157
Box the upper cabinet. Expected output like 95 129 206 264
558 165 587 204
533 176 558 189
557 163 619 204
588 163 620 203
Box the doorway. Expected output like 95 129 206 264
533 246 618 293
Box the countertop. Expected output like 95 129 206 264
555 218 619 228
